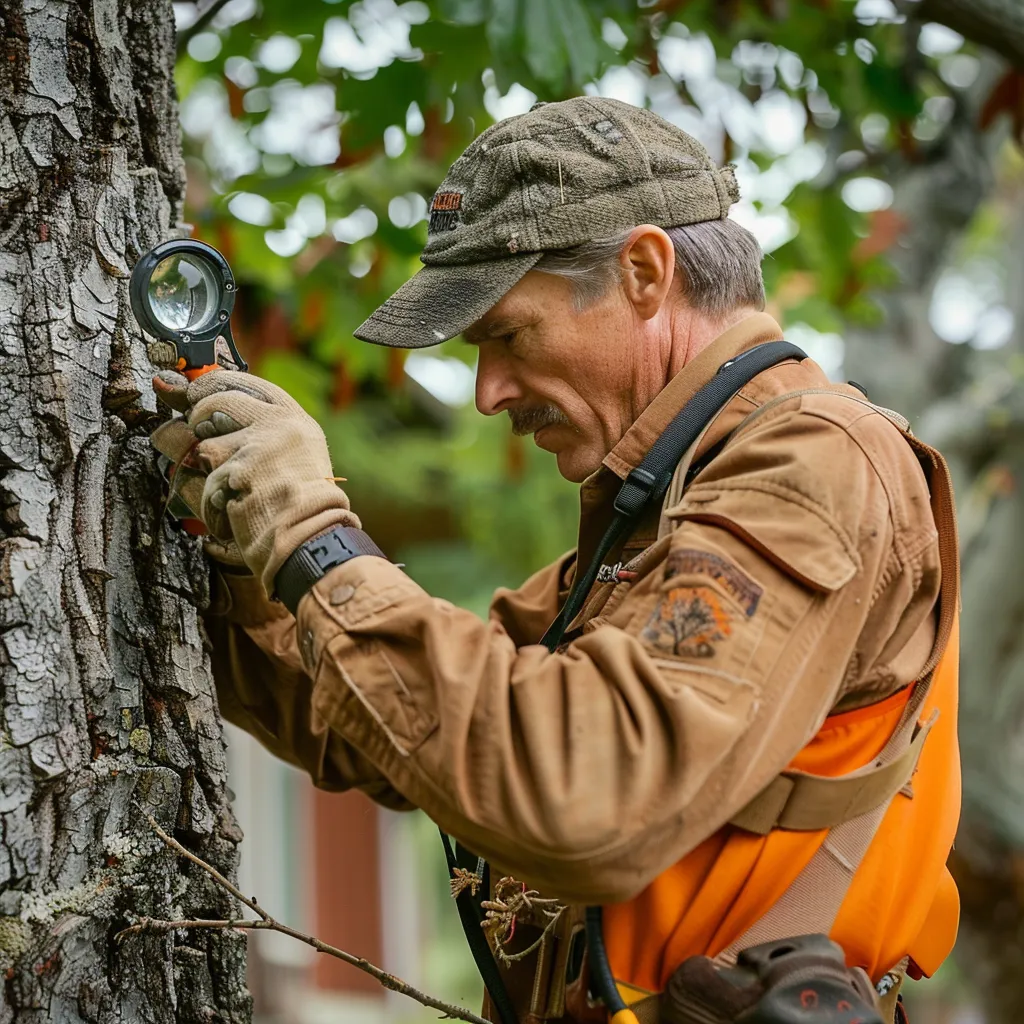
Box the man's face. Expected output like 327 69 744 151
467 270 654 483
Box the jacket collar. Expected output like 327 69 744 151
574 312 786 573
601 312 785 480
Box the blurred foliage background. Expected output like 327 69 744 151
171 0 1024 1019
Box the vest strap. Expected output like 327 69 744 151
729 710 938 835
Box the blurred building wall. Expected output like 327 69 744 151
224 723 426 1023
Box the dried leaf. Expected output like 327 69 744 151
854 209 910 263
980 70 1024 141
449 867 483 899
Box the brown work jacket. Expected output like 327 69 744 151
204 310 941 985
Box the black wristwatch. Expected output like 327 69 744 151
274 526 386 615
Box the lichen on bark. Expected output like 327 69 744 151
0 2 250 1020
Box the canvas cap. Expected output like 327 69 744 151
355 96 740 349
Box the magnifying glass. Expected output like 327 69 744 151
131 239 249 535
130 239 247 380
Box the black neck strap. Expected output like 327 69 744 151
540 341 806 652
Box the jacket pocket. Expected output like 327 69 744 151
313 637 439 757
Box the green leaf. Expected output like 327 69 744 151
486 0 521 53
863 61 921 120
553 0 600 85
523 0 566 88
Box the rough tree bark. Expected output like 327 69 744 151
0 2 249 1021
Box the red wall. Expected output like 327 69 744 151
310 788 385 996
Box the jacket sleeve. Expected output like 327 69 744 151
285 406 941 903
203 567 413 811
487 549 575 645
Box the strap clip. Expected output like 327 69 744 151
596 562 623 584
614 467 658 516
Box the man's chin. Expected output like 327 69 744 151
542 440 596 483
532 426 599 481
556 453 596 482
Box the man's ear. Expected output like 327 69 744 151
619 225 676 321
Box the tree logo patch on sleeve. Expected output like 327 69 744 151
664 548 762 617
641 585 732 658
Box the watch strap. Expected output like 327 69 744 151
274 525 386 615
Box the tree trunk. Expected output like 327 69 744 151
0 2 250 1021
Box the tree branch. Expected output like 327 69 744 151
146 815 269 919
911 0 1024 68
177 0 233 54
124 815 489 1024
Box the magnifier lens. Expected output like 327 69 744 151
148 254 221 332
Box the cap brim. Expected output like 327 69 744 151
354 252 542 349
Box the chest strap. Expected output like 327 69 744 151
728 709 938 835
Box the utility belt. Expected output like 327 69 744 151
450 891 906 1024
442 342 955 1024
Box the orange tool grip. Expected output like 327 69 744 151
181 362 220 381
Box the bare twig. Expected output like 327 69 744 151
145 815 267 919
177 0 233 54
124 815 490 1024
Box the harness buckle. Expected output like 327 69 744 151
614 467 658 516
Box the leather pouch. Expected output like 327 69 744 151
660 934 884 1024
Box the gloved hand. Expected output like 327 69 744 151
150 369 358 593
151 415 252 573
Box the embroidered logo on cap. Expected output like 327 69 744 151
429 191 463 233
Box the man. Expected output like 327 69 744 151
151 98 960 1023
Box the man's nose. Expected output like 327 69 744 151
474 343 521 416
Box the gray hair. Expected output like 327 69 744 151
533 219 766 317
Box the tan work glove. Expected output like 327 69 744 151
149 415 251 572
150 369 358 593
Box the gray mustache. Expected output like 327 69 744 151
508 405 572 436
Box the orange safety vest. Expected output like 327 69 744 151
605 618 959 995
604 407 961 1000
